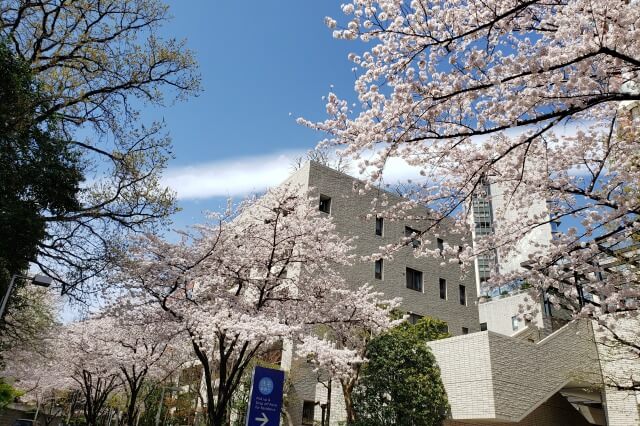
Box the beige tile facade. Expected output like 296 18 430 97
428 320 603 423
445 393 593 426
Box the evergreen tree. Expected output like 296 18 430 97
352 318 450 426
0 40 79 359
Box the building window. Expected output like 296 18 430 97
511 315 519 331
459 285 466 306
405 226 421 248
439 278 447 300
437 238 444 254
462 327 469 335
472 180 494 236
408 313 423 324
302 400 315 425
375 217 383 236
406 267 423 292
319 194 331 213
475 221 493 235
480 322 487 331
477 253 493 284
374 259 383 280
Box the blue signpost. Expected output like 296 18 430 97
246 366 285 426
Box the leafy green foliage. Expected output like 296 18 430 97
352 317 450 426
0 379 23 408
0 0 200 298
0 40 81 281
0 40 75 360
395 316 451 342
0 285 56 363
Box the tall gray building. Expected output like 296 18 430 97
286 160 480 335
280 161 479 425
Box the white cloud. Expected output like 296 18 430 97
162 151 304 200
162 150 426 200
163 120 592 201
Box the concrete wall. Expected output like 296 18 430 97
479 292 545 337
488 321 600 421
282 162 481 424
305 161 480 335
595 317 640 426
488 181 554 277
603 388 640 426
428 320 601 423
428 332 496 421
469 179 554 296
445 393 592 426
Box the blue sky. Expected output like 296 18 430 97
145 1 358 230
143 2 588 237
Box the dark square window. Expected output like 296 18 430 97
437 238 444 254
462 327 469 335
302 400 315 425
459 285 466 306
374 259 383 280
375 217 383 236
319 194 331 213
408 313 423 324
439 278 447 300
480 322 488 331
406 267 423 292
405 226 421 248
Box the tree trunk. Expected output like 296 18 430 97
340 379 356 424
191 335 261 426
192 341 220 426
66 391 78 424
125 386 139 426
79 371 118 426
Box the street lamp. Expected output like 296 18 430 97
0 273 53 318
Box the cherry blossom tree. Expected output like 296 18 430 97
117 183 399 426
296 285 402 423
302 0 640 353
3 324 118 426
89 312 189 426
3 311 187 426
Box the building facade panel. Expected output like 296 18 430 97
304 162 480 334
428 320 602 423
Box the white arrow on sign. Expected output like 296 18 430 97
255 412 269 426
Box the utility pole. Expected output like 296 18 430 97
326 378 332 426
154 386 166 426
